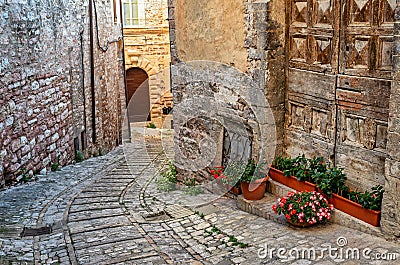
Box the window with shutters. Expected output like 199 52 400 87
123 0 146 27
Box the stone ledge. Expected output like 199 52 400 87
236 179 384 237
236 192 287 226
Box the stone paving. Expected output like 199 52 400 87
0 127 399 264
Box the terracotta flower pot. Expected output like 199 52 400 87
287 219 315 228
229 186 241 195
328 193 381 227
241 176 269 200
269 166 316 192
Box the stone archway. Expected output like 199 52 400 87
125 54 172 127
125 55 157 76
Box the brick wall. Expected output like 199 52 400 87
0 0 125 187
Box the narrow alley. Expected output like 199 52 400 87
0 127 398 264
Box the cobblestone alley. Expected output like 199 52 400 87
0 128 399 264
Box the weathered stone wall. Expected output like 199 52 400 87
86 0 125 155
124 0 172 128
173 0 248 73
145 0 169 26
0 0 125 187
381 2 400 240
246 0 286 156
169 0 286 180
171 62 275 182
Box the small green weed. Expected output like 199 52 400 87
156 177 176 192
156 161 178 192
50 163 59 172
51 155 61 171
183 178 204 196
211 225 221 234
223 235 248 247
239 242 249 248
19 168 31 182
147 122 156 129
229 235 240 246
161 161 178 183
229 235 237 242
194 211 205 219
75 150 85 163
206 225 249 248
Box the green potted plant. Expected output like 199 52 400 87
313 166 347 197
311 162 383 227
270 155 385 226
272 191 334 227
352 185 384 211
328 185 384 227
270 155 317 192
236 160 269 200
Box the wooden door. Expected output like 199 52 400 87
126 68 150 122
286 0 340 162
336 0 394 189
285 0 394 190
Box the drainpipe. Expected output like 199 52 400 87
89 0 96 144
119 0 131 142
79 28 88 150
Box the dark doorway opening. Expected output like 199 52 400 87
126 67 151 122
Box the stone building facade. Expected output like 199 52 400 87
168 0 285 186
0 0 126 187
168 0 400 239
123 0 172 128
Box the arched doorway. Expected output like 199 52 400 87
126 67 150 122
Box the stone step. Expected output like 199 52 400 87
236 192 287 226
237 179 384 237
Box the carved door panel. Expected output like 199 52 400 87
339 0 394 78
335 0 394 189
285 0 394 190
286 0 340 161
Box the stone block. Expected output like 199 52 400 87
381 174 400 238
11 139 21 152
388 128 400 157
51 133 59 142
5 116 14 127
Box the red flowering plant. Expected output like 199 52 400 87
210 165 241 190
272 191 334 226
210 166 224 180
